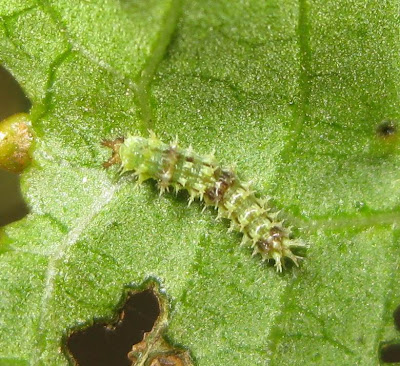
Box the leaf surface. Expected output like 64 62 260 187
0 1 399 365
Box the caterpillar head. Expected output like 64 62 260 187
255 226 306 272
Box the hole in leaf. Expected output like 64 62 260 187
380 305 400 364
65 289 160 366
393 305 400 331
381 343 400 363
0 65 31 226
0 171 29 226
0 65 31 120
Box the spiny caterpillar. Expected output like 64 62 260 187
103 133 306 271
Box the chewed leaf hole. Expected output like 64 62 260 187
0 171 29 226
393 305 400 331
65 289 160 366
380 305 400 364
0 65 31 120
380 343 400 363
0 65 31 226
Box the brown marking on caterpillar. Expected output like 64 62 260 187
158 146 180 193
205 168 236 205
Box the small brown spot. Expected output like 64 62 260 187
269 226 285 240
102 137 124 168
130 337 148 353
185 156 194 163
205 169 236 203
166 146 178 156
205 186 217 202
163 147 180 167
376 120 397 138
149 354 185 366
256 227 286 253
256 239 273 253
159 147 180 184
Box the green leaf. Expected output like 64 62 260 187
1 0 400 365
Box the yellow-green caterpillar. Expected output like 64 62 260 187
103 133 306 271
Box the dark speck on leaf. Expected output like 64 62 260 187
376 120 397 138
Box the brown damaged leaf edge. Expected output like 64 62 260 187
126 283 194 366
0 113 33 173
147 353 189 366
128 329 193 366
65 282 193 366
